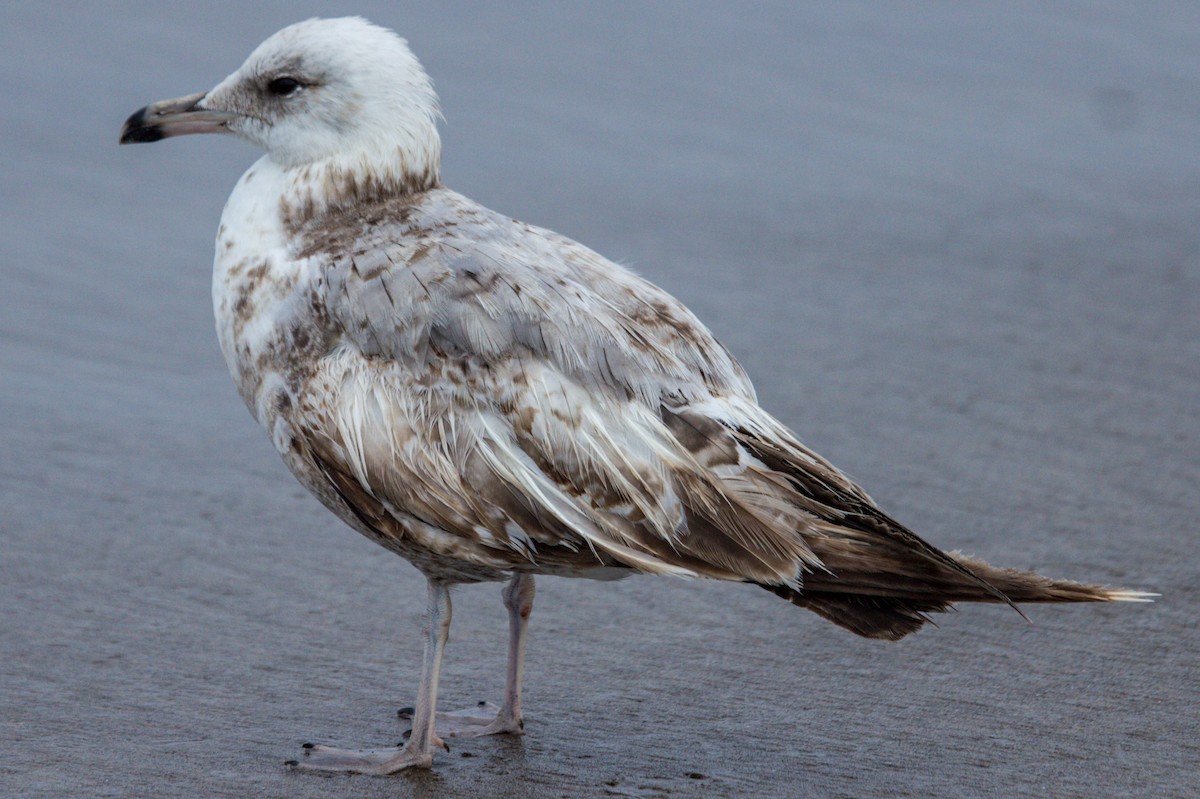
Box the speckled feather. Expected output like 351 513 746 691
117 18 1156 778
180 17 1145 640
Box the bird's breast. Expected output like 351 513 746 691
212 157 329 427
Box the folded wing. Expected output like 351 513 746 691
293 189 1090 637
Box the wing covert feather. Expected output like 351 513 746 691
293 188 992 595
313 188 755 406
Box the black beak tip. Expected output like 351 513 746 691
119 106 162 145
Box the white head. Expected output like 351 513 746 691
121 17 442 213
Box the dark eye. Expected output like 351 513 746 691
267 76 303 97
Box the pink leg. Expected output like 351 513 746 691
292 579 452 774
401 573 535 739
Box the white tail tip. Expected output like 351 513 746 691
1103 589 1158 602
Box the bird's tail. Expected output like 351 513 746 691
945 551 1156 604
765 549 1154 641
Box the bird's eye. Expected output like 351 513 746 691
267 76 303 97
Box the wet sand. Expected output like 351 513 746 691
2 3 1196 797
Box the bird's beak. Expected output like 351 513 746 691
119 92 238 144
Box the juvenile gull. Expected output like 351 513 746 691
120 17 1152 774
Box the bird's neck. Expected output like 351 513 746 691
276 144 441 228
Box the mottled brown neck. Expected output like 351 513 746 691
279 153 440 230
290 189 442 261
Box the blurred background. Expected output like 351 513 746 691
2 2 1196 797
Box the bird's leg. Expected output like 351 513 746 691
496 571 535 731
292 579 452 774
400 573 534 739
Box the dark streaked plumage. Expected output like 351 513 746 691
120 16 1152 775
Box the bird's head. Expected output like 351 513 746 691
121 17 442 203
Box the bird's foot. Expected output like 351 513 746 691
286 740 437 775
399 700 524 738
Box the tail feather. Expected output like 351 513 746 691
947 551 1157 604
765 584 951 640
765 551 1154 641
720 410 1153 640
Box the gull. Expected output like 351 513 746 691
120 17 1152 774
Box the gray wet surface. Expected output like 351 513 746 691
3 2 1197 797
